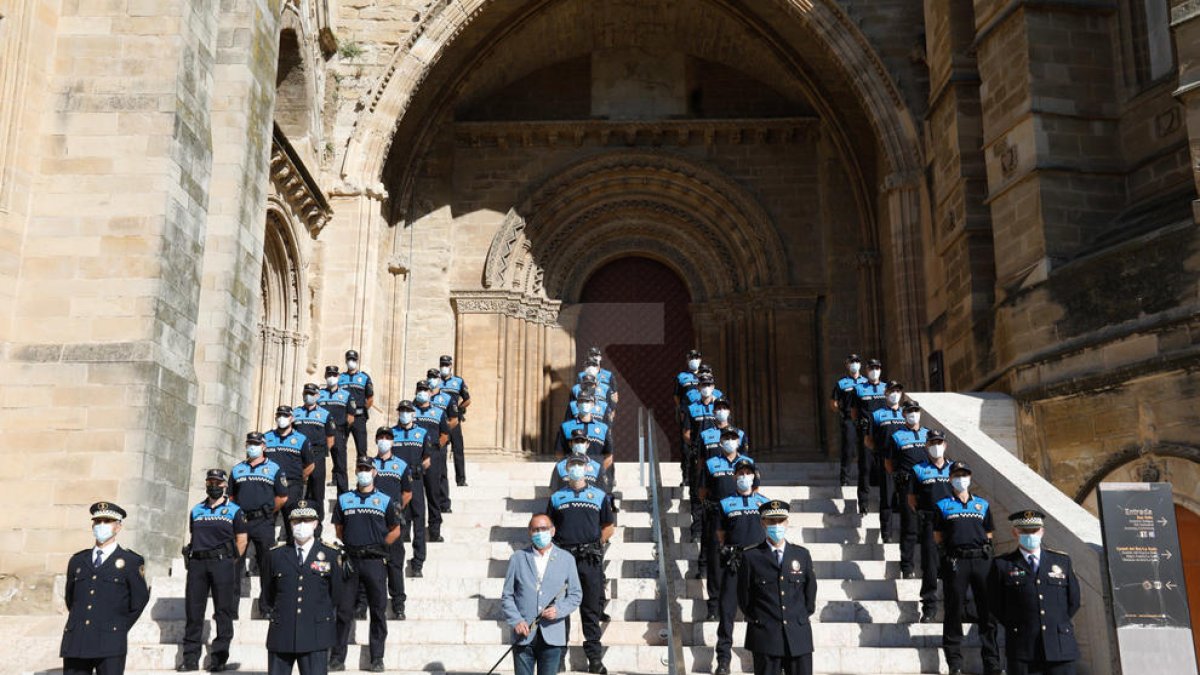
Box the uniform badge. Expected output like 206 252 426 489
791 560 801 572
261 467 268 474
221 508 228 515
974 503 982 511
373 498 380 505
114 558 125 569
97 502 109 511
1050 564 1065 579
587 492 595 499
317 551 326 561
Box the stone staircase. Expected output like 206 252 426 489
14 460 984 675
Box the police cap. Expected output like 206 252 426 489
375 426 394 439
275 405 293 417
1009 509 1046 529
345 349 359 361
867 358 882 368
576 392 596 404
846 353 862 363
927 429 946 444
245 431 265 445
570 428 588 441
580 373 598 385
396 399 416 411
732 456 756 473
950 462 973 476
588 347 602 358
439 354 453 365
303 382 320 395
356 457 375 471
586 355 601 366
720 427 740 440
324 365 339 377
885 380 904 393
687 349 702 359
415 380 431 392
697 373 715 385
426 368 441 380
205 468 228 483
713 397 732 410
90 501 127 521
698 363 714 375
758 500 790 519
565 454 589 466
289 500 319 521
903 400 922 413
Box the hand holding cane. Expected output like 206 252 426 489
488 582 569 675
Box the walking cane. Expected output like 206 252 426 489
487 582 569 675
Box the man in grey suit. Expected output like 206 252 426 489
501 513 584 675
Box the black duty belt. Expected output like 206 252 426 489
190 546 235 560
952 547 989 559
346 545 389 560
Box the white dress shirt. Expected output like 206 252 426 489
92 539 118 567
533 546 552 582
296 539 312 563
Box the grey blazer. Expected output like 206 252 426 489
500 545 583 646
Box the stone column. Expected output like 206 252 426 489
880 174 928 387
1172 1 1200 209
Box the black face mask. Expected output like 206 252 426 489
206 485 225 499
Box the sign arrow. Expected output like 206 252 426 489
1158 517 1169 526
1166 581 1178 591
1161 550 1173 561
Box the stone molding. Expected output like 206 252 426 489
450 290 562 326
454 117 819 149
270 125 332 235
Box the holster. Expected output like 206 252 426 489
856 418 870 434
566 542 604 565
720 545 746 573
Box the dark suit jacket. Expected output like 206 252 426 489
988 548 1080 663
60 546 150 658
265 542 342 653
737 541 818 657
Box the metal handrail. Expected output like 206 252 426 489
646 409 687 674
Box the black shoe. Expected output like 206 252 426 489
354 606 367 620
920 607 937 623
408 565 423 578
392 605 406 620
900 570 916 579
457 480 468 487
694 569 704 579
840 479 851 487
948 669 963 675
880 533 892 544
587 660 607 674
442 507 453 513
429 534 445 543
600 611 611 622
328 659 345 672
368 660 385 672
714 662 731 675
611 501 620 513
858 503 869 515
207 659 228 673
177 663 199 672
705 609 719 621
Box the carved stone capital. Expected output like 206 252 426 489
451 290 563 326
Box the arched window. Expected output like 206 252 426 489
252 209 308 428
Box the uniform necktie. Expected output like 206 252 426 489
94 550 103 568
1028 554 1038 573
297 547 304 563
775 549 783 567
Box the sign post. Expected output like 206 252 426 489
1097 482 1198 674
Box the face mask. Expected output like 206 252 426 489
1019 533 1042 551
927 443 945 459
567 466 587 482
326 376 338 387
905 412 921 426
376 439 393 455
735 474 754 493
571 441 588 454
292 521 316 543
951 476 971 493
246 445 263 459
531 530 553 549
721 440 739 455
304 393 318 405
93 522 115 544
439 366 451 378
765 524 787 544
428 378 442 389
848 362 862 374
356 471 374 488
347 360 358 371
415 391 430 404
714 410 730 423
277 416 291 429
867 369 881 381
586 366 599 376
886 392 902 405
579 402 594 414
700 386 714 398
206 485 224 499
688 358 701 371
398 412 414 425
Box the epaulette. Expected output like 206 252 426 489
122 547 143 558
271 542 288 550
1045 547 1069 556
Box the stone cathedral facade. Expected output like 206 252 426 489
0 0 1198 605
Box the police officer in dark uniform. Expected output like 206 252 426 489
436 355 471 487
674 349 703 481
737 500 817 675
934 463 1002 675
683 381 718 552
61 502 150 675
831 354 867 490
555 392 617 512
868 381 907 529
422 370 459 513
564 388 610 422
331 458 405 672
320 366 356 494
885 401 929 577
392 400 435 575
264 406 314 541
712 460 769 675
852 359 887 514
699 429 758 618
229 432 289 617
697 400 748 460
372 426 415 619
546 455 616 674
907 429 955 622
340 349 375 459
180 470 249 672
264 501 341 675
294 383 336 517
549 428 606 491
988 510 1081 675
413 379 453 531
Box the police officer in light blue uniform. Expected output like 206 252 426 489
180 470 248 672
264 406 314 542
697 400 748 460
869 382 907 529
423 370 459 514
831 354 867 490
886 401 929 578
436 355 471 487
713 462 769 675
907 429 955 622
550 428 606 491
294 383 336 515
684 364 724 406
229 432 288 617
319 366 355 495
699 433 758 620
565 392 610 422
934 463 1001 675
392 400 435 577
674 350 703 482
339 349 375 459
414 379 453 530
683 382 719 550
578 347 615 389
372 426 414 619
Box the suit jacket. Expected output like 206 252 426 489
60 545 150 658
264 542 342 653
500 545 583 646
737 541 818 657
988 548 1080 663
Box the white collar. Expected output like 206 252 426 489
769 540 787 555
1020 546 1041 560
533 546 553 558
93 539 118 558
295 539 313 560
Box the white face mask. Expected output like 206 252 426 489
927 443 946 459
688 358 701 371
951 476 971 493
428 378 442 389
721 440 739 455
246 445 263 459
714 409 730 423
867 368 881 381
567 466 587 482
905 412 921 426
439 366 451 378
93 522 115 544
414 391 430 404
700 386 714 398
356 471 374 488
292 521 316 543
276 416 291 429
398 411 414 425
735 474 754 493
346 360 358 371
326 376 338 387
585 366 599 376
579 402 594 414
376 439 393 455
848 362 862 375
304 393 318 405
571 441 589 455
886 392 902 406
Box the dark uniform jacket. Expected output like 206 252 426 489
264 541 342 653
737 541 818 657
60 546 150 658
988 548 1080 663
